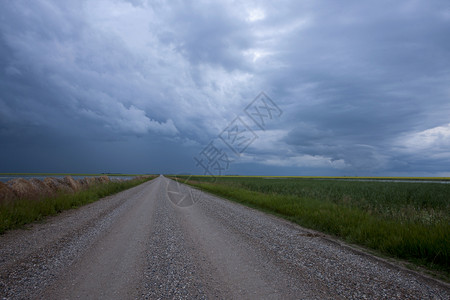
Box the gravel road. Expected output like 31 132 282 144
0 176 448 299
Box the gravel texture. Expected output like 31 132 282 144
0 179 153 299
1 176 449 299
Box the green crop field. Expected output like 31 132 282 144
174 176 450 278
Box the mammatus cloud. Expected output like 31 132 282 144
0 0 449 175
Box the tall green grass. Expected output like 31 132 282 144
0 176 155 234
178 176 450 276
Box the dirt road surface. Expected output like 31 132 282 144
0 176 448 299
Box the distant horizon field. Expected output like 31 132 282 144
2 173 450 182
171 175 450 181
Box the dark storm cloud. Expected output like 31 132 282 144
154 1 253 71
251 0 450 175
0 0 449 175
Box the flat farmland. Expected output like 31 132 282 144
177 176 450 278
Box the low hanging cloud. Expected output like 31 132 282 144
81 102 178 136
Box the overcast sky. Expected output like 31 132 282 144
1 0 449 176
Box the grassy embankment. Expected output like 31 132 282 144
0 176 156 234
0 173 148 177
174 176 450 278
